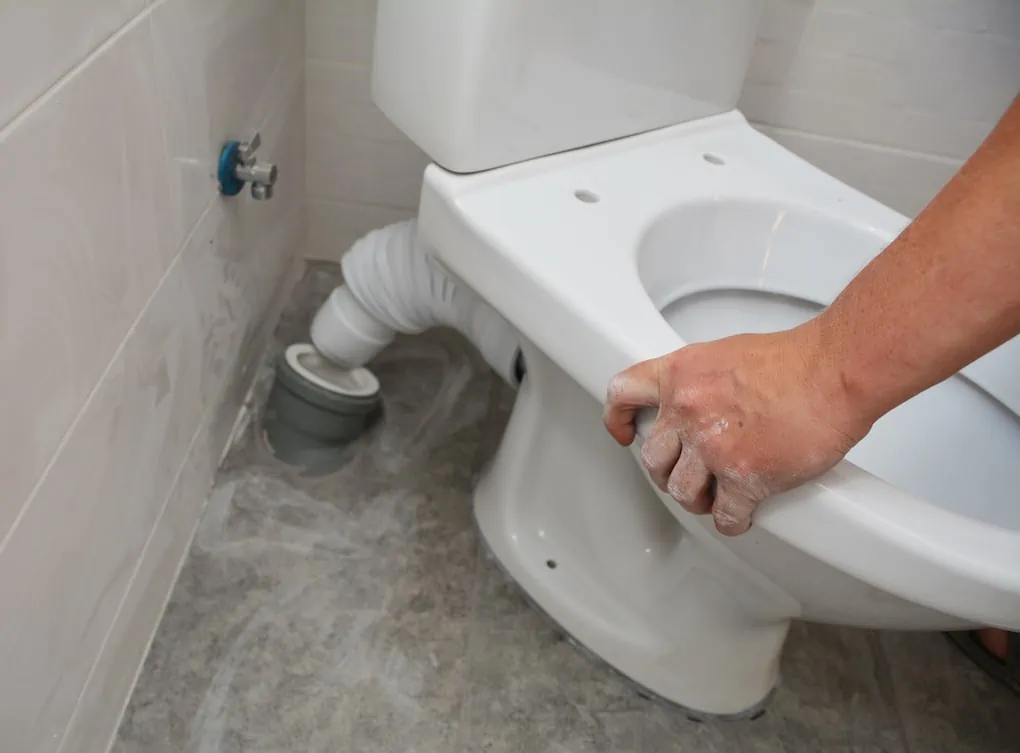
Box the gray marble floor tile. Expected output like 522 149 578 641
881 631 1020 753
463 608 651 718
595 709 747 753
742 622 902 749
472 545 544 623
115 261 1019 753
460 701 606 753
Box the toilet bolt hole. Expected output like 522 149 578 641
574 189 600 203
546 559 558 570
703 153 725 166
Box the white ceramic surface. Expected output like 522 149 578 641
307 0 1019 266
371 0 761 173
416 113 1020 714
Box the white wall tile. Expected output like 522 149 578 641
0 13 175 538
0 0 148 129
741 3 1020 158
307 127 428 208
0 0 306 750
755 124 962 217
54 91 308 753
307 59 406 142
186 143 305 422
56 408 216 753
149 0 304 243
306 0 377 64
739 82 1002 159
304 0 427 225
738 0 1020 214
986 0 1020 38
307 199 413 261
822 0 995 33
0 267 196 753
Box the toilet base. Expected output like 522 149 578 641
474 514 776 721
473 341 792 716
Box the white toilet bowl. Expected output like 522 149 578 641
416 111 1020 715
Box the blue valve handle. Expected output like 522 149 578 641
217 140 245 197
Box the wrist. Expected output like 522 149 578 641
793 314 884 441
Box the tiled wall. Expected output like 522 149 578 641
305 0 424 260
0 2 305 752
305 0 1020 262
741 0 1020 216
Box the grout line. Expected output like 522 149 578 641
96 506 205 753
0 4 156 142
64 234 301 748
306 197 419 212
753 122 968 165
0 0 245 556
55 402 216 753
303 126 423 153
305 56 371 71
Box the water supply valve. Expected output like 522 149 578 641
218 131 278 200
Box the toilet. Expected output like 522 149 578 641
359 0 1020 716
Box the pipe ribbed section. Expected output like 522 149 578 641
311 219 521 385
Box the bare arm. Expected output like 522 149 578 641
604 94 1020 536
816 94 1020 425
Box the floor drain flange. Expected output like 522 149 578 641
263 343 382 473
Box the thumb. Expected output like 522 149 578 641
711 480 758 537
604 359 661 446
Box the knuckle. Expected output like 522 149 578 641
721 459 759 487
640 445 664 475
666 476 689 504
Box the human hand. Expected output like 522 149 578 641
603 323 872 536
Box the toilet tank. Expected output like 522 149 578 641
371 0 761 173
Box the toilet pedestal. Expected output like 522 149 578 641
473 340 793 716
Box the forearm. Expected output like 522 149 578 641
810 95 1020 425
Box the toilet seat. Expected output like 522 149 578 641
418 111 1020 631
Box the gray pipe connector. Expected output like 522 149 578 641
263 343 382 474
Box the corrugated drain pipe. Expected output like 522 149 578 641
262 219 522 472
310 218 523 385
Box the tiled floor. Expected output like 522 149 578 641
114 263 1019 753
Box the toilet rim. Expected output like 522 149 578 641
604 276 1020 627
418 113 1020 628
480 253 1020 627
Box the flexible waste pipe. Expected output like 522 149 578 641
310 219 522 385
